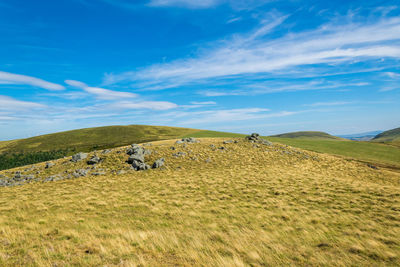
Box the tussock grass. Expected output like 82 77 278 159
1 138 400 266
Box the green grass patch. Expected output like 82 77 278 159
267 137 400 168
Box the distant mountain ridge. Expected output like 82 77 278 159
339 130 383 141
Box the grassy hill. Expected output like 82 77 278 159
1 138 399 266
270 131 343 140
0 125 244 170
267 137 400 170
372 127 400 144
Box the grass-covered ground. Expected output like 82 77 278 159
270 131 343 140
1 138 399 266
0 126 246 170
267 137 400 169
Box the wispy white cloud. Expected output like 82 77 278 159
174 109 301 125
148 0 221 9
104 16 400 91
0 95 46 111
304 101 353 107
0 71 65 91
65 79 138 100
190 101 216 105
385 72 400 79
108 100 178 110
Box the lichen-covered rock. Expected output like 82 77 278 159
71 152 88 162
131 160 150 171
73 169 89 178
152 158 165 169
87 155 101 165
127 154 145 164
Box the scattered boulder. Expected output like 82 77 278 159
126 144 145 155
245 133 273 146
223 140 234 144
73 169 89 178
116 170 127 175
87 155 101 165
102 149 112 154
176 137 199 144
71 152 88 162
131 161 150 171
45 162 55 169
127 154 145 164
44 174 63 182
170 146 176 150
152 158 165 169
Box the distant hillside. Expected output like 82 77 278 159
270 131 343 140
372 127 400 143
339 130 383 141
0 125 197 154
0 125 243 170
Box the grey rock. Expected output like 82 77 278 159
44 174 63 182
102 149 112 154
170 146 176 150
73 169 89 178
223 140 234 144
131 160 150 171
127 153 145 164
126 144 145 156
71 152 88 162
245 133 273 146
177 137 199 144
87 155 101 165
152 158 165 169
45 162 55 169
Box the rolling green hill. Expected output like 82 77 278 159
267 137 400 169
270 131 343 140
372 127 400 144
0 125 245 170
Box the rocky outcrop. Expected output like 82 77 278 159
245 133 273 146
176 137 199 144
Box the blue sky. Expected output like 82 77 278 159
0 0 399 140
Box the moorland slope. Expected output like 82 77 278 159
0 137 399 266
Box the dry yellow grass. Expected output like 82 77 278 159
0 138 399 266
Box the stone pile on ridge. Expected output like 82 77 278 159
245 133 273 146
126 144 164 171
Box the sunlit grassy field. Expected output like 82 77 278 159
267 137 400 169
1 138 399 266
